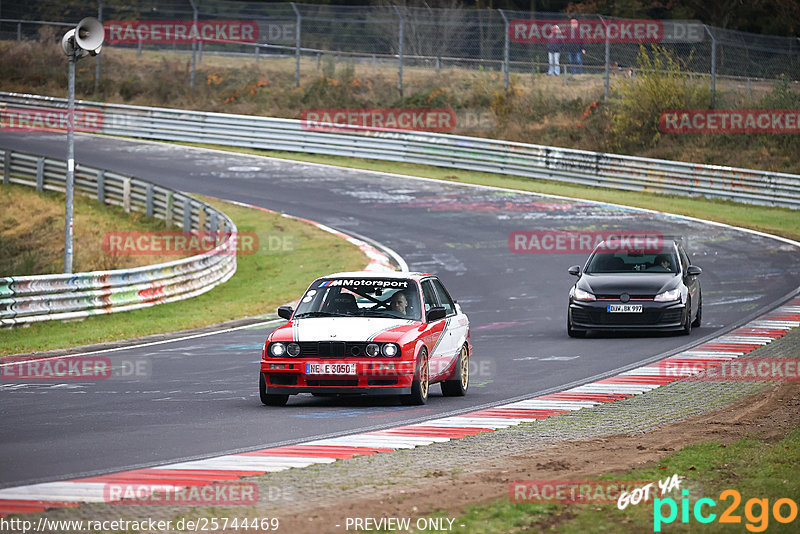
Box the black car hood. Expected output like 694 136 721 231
578 273 679 295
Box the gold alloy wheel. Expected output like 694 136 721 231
459 345 469 390
420 352 429 399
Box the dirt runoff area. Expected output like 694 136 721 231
273 380 800 534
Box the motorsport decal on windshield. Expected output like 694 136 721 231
317 279 409 288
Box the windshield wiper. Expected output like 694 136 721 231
294 311 350 318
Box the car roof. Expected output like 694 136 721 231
322 271 432 281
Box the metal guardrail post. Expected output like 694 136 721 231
183 198 192 230
499 9 510 91
291 2 302 88
96 169 105 203
122 177 131 213
3 151 10 185
705 25 717 109
145 183 154 217
393 5 404 96
35 157 44 191
165 191 173 228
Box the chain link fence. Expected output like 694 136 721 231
1 0 798 104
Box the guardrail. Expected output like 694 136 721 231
0 148 237 326
1 91 799 209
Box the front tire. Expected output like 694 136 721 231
260 373 289 406
401 349 429 405
567 314 586 338
441 345 469 397
681 298 693 336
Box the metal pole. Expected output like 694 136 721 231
499 9 509 91
705 25 717 109
189 0 197 90
65 51 76 273
394 5 404 96
94 0 102 94
291 2 301 88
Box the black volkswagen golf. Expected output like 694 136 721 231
567 239 702 337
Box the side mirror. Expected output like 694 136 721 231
277 306 294 320
686 265 702 276
568 265 582 277
426 306 447 322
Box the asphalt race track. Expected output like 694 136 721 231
1 133 799 488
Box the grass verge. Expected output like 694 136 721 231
0 195 367 356
0 183 187 276
445 429 800 533
179 143 800 243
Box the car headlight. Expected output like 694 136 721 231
655 288 681 302
382 343 399 357
286 343 301 357
366 343 380 357
269 342 286 357
573 287 596 301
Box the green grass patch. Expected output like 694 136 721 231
440 429 800 533
0 195 367 356
178 143 800 243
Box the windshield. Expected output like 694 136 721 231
294 278 422 320
585 249 679 274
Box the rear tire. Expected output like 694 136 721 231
260 373 289 406
401 349 429 405
441 345 469 397
692 295 702 327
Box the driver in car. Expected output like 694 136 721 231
390 290 409 317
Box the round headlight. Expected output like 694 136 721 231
366 343 380 357
269 342 286 357
382 343 398 357
286 343 301 357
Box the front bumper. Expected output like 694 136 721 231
569 300 686 331
260 358 415 395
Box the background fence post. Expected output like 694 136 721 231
706 25 717 109
601 16 610 101
146 184 154 217
499 9 509 91
291 2 301 88
188 0 198 90
393 6 404 96
183 198 192 230
166 191 173 228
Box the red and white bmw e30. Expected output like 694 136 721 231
260 271 471 406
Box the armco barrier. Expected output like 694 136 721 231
1 91 799 209
0 149 237 326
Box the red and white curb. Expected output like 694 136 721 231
1 298 797 517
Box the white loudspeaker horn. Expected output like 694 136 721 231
75 17 105 56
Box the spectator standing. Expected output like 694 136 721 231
547 25 564 75
566 19 585 75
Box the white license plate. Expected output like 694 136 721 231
305 363 357 375
607 304 643 313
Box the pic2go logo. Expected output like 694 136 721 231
654 489 798 532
